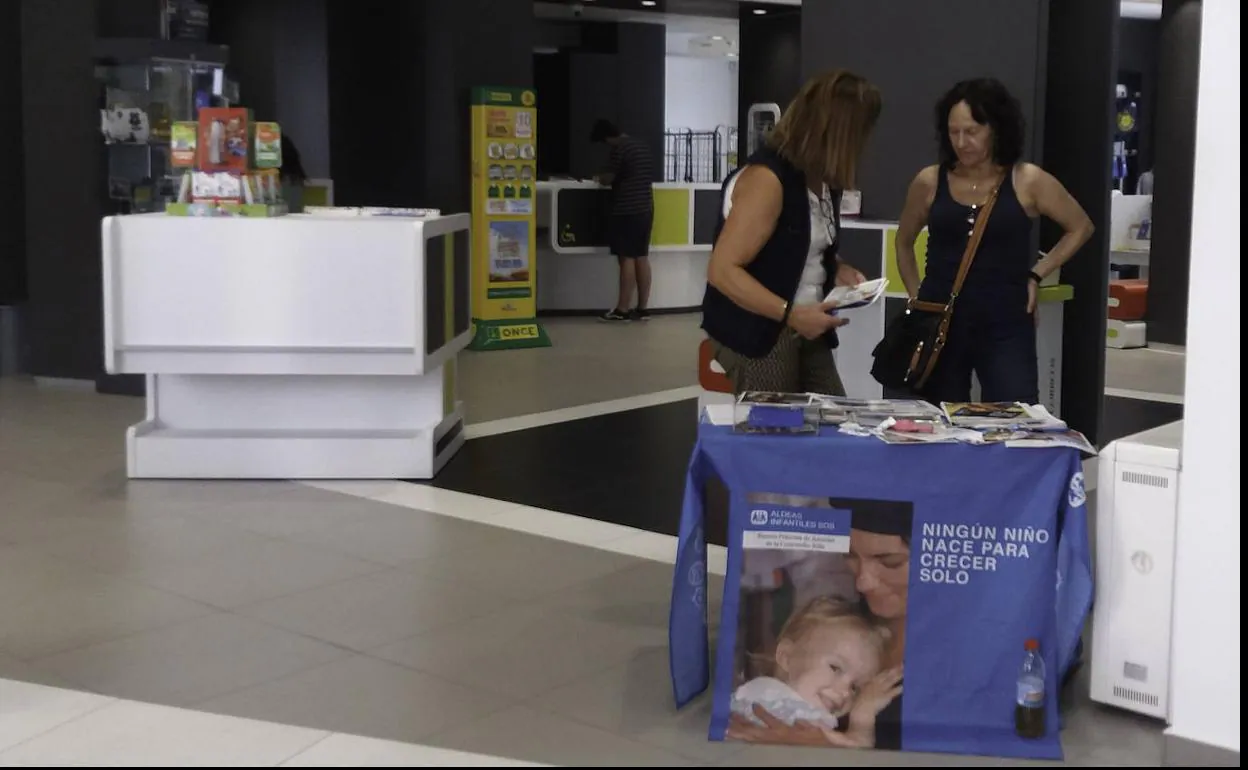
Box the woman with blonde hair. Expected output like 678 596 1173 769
702 70 883 395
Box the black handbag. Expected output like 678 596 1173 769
870 183 1001 391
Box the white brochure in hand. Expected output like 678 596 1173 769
824 278 889 310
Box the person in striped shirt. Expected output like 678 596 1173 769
592 119 657 322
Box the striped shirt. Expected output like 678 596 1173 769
607 136 656 215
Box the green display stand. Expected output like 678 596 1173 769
468 318 552 351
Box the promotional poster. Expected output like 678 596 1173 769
670 441 1091 762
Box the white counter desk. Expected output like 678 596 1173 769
535 180 718 312
102 212 472 480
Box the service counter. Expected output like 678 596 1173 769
535 180 718 312
101 212 472 480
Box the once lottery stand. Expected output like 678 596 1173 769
468 86 551 351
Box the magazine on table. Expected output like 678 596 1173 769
941 401 1067 431
1004 429 1097 455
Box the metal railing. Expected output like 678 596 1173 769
663 126 737 184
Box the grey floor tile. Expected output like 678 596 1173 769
0 545 110 608
86 476 316 507
209 498 520 567
1104 347 1185 396
539 559 724 632
196 654 511 747
233 569 512 652
0 573 214 661
527 646 744 764
0 472 81 525
122 535 388 610
30 613 351 707
370 601 659 700
429 704 700 767
401 528 645 602
14 511 286 578
1055 683 1165 765
456 316 705 424
0 650 84 692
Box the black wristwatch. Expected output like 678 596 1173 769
1028 271 1043 285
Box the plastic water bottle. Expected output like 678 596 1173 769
1015 639 1046 739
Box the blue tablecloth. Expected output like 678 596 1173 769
669 423 1092 761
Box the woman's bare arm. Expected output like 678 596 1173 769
1018 163 1095 279
706 166 789 321
894 166 938 299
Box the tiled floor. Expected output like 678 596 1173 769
0 678 542 766
0 318 1184 765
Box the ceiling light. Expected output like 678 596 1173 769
642 0 657 6
753 8 767 14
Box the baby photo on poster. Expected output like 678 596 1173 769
728 494 913 752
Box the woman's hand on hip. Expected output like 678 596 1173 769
787 301 848 340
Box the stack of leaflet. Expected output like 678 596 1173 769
702 395 1096 454
941 402 1096 454
823 278 888 311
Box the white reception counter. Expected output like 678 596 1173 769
102 212 472 480
535 180 718 312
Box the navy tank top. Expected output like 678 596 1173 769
918 166 1034 323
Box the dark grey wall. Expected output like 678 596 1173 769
96 0 163 37
0 0 26 305
568 52 620 178
272 0 329 178
327 0 535 213
326 0 424 207
614 22 667 176
564 22 667 181
737 4 800 152
801 0 1048 221
1147 0 1201 345
421 0 538 213
209 1 278 120
20 0 107 380
208 0 329 178
1044 0 1118 446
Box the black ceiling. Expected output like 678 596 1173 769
534 0 745 21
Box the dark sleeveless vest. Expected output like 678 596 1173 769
700 147 842 358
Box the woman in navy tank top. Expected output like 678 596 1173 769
894 78 1094 405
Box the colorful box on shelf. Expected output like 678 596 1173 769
166 109 288 217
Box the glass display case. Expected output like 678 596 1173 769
96 54 235 214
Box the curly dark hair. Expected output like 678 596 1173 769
934 78 1025 169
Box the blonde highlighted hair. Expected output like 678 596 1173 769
776 596 891 655
767 69 883 190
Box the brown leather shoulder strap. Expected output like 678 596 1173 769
950 182 1003 302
